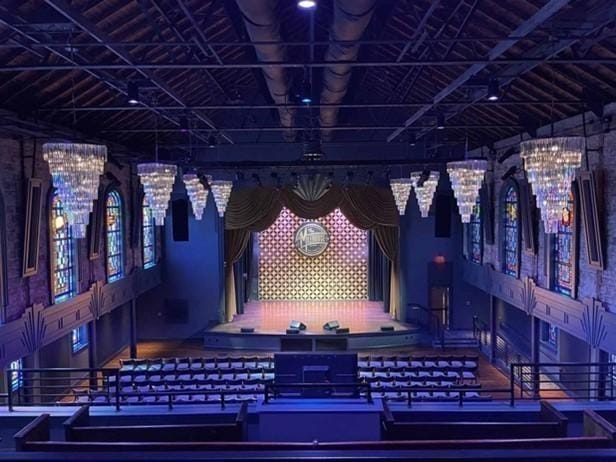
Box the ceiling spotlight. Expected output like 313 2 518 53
297 0 316 9
302 140 323 160
436 113 445 130
487 78 500 101
179 116 189 133
207 135 217 148
300 79 312 104
408 133 416 146
127 81 140 105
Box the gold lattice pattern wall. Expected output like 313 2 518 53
259 208 368 300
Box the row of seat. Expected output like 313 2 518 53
359 370 476 380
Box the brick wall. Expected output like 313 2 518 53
0 135 151 323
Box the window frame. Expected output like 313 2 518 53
549 188 578 299
71 325 88 353
105 189 125 283
49 192 78 303
501 180 521 278
142 197 156 269
468 197 483 264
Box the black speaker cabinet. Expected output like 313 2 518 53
435 194 452 238
172 199 189 242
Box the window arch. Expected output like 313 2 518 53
50 193 77 302
552 190 576 297
142 197 156 269
469 197 482 264
502 182 520 277
105 190 124 282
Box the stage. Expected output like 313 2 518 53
204 300 424 351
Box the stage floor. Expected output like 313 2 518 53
209 300 411 335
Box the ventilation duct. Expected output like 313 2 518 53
235 0 295 141
319 0 376 141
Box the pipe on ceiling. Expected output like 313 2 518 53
319 0 377 142
235 0 296 141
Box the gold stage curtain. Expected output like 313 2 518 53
223 185 401 322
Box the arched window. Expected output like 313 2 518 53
552 191 576 296
50 193 77 302
142 197 156 269
105 190 124 282
502 183 520 277
469 197 482 264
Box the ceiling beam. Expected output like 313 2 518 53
1 57 612 73
36 99 586 112
42 0 234 144
386 0 573 142
411 0 616 142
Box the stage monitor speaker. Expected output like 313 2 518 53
286 328 300 335
335 327 350 334
172 199 189 241
323 320 340 331
289 320 307 330
240 327 255 333
435 194 452 238
380 325 395 332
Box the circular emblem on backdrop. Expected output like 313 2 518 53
294 222 330 257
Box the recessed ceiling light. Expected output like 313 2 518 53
297 0 317 9
127 81 140 105
487 78 500 101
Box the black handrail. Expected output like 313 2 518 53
263 382 373 404
408 304 445 348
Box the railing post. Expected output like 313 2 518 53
509 363 515 407
114 370 120 412
407 390 412 408
5 369 12 412
221 392 225 410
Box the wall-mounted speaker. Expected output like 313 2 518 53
172 199 189 242
323 320 340 331
435 194 452 238
289 320 307 330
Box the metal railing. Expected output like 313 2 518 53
408 304 445 348
6 361 616 411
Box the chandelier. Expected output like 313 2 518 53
43 143 107 239
520 136 584 234
210 180 233 217
410 171 440 218
137 163 177 226
183 174 209 220
389 178 413 215
446 159 487 223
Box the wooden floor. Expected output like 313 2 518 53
208 300 412 335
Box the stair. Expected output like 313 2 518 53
432 329 479 349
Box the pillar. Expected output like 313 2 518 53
129 298 138 358
530 316 541 398
489 295 497 364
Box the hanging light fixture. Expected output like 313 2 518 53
446 159 487 223
389 178 413 215
520 136 584 234
210 180 233 217
43 143 107 239
137 163 177 226
183 173 209 220
410 171 440 218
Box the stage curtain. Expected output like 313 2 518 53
223 185 401 322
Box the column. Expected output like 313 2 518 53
530 316 541 398
489 295 497 364
87 319 98 389
129 298 138 358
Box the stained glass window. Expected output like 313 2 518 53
71 325 88 353
553 191 575 297
142 198 156 269
105 190 124 282
502 184 519 277
10 359 22 391
469 197 482 264
51 194 77 302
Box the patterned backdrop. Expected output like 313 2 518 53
258 208 368 300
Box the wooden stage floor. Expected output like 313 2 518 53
208 300 413 335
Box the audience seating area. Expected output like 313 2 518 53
13 401 616 454
68 353 484 405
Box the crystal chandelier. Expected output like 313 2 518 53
446 159 487 223
137 163 177 226
410 171 440 218
389 178 413 215
182 173 208 220
43 143 107 238
210 180 233 217
520 136 584 234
